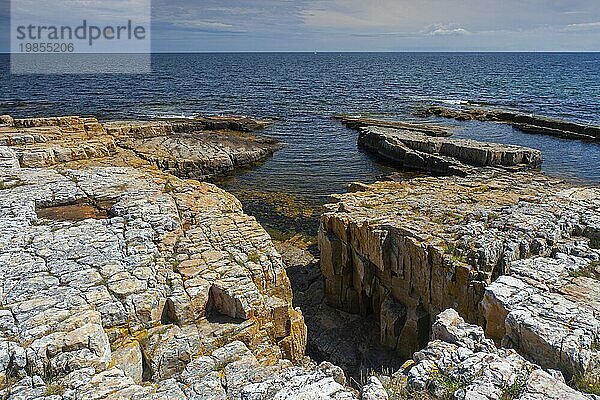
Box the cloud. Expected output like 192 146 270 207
11 0 151 24
563 21 600 31
423 24 471 36
8 0 597 52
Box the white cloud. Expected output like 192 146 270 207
424 24 471 36
563 21 600 31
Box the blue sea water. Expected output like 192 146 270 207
1 52 599 204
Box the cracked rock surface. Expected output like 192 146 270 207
396 309 591 400
0 115 338 399
0 115 279 180
319 169 600 389
108 119 280 181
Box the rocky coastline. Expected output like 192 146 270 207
0 115 314 399
0 113 599 400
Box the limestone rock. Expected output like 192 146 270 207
0 115 278 177
521 370 589 400
397 309 589 400
106 117 280 180
360 376 388 400
240 361 358 400
337 115 452 137
0 115 307 399
319 169 600 366
357 126 542 175
111 340 144 384
482 256 600 379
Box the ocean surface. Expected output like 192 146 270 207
2 53 600 233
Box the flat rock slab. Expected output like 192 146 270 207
0 115 279 179
483 255 600 379
417 106 600 142
119 131 280 180
358 126 542 175
337 115 452 137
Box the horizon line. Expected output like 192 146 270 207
1 50 600 55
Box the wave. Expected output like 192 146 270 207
438 99 469 105
408 95 470 105
144 113 196 120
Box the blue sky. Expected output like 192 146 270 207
3 0 600 52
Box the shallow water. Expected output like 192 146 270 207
2 53 599 234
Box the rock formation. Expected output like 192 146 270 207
394 309 591 399
338 117 541 176
2 112 598 399
0 115 343 399
0 115 280 181
357 126 541 176
416 106 600 141
336 116 452 137
319 169 599 394
276 237 405 379
107 118 280 180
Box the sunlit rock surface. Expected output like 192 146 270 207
0 116 322 399
357 126 541 175
396 309 591 400
319 169 600 387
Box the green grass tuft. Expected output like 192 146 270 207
571 372 600 395
247 252 261 264
500 374 527 400
430 368 468 399
44 383 65 396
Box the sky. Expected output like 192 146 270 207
2 0 600 52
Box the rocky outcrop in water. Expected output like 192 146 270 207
0 115 354 399
416 106 600 141
357 126 542 176
336 116 452 137
0 115 279 180
106 118 280 180
318 170 599 395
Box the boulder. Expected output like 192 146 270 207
398 309 589 400
360 376 388 400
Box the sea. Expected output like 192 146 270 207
2 52 599 235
